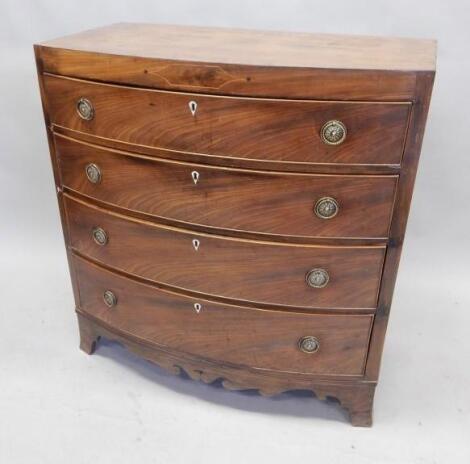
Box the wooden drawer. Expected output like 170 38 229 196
65 195 385 310
74 255 373 376
56 135 397 239
45 74 410 166
36 23 437 426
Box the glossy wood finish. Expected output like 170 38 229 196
44 74 410 166
36 23 435 100
35 24 436 426
53 125 403 175
56 134 398 239
74 256 372 376
365 72 435 381
40 23 437 71
65 195 385 310
77 310 375 425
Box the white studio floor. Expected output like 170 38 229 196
1 243 469 464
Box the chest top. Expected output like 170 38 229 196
36 23 436 100
35 23 436 427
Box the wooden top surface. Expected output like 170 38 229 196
39 23 436 72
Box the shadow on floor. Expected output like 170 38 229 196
91 337 351 425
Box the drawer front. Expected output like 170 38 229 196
74 256 373 376
45 74 410 166
65 195 385 309
56 135 397 239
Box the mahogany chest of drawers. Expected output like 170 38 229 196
35 23 436 426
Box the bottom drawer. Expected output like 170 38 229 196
74 256 373 377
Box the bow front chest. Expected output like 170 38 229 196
35 23 436 426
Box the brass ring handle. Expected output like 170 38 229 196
299 336 320 354
103 290 117 308
314 197 339 219
92 227 108 246
306 268 329 288
320 120 347 145
85 163 101 184
76 97 94 121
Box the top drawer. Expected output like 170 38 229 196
44 74 410 167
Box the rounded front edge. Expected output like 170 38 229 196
75 310 375 426
74 309 368 381
51 124 403 177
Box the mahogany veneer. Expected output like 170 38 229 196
35 23 436 426
44 74 411 166
55 135 398 240
74 255 373 376
65 195 385 310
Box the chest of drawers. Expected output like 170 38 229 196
35 23 436 426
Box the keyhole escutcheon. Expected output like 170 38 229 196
189 100 198 116
191 171 200 184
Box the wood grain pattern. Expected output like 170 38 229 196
37 47 418 101
55 134 398 239
52 125 403 175
364 71 436 381
64 194 385 310
77 310 376 425
34 24 436 426
36 23 435 101
44 74 411 166
40 23 436 71
74 255 372 376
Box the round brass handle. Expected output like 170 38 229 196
103 290 117 308
306 268 329 288
92 227 108 246
299 336 320 354
85 163 101 184
76 97 94 121
314 197 339 219
320 120 347 145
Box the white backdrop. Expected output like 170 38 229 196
1 1 469 463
